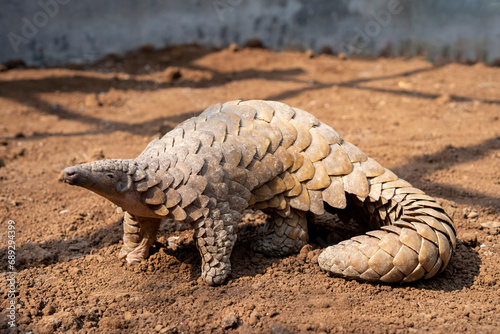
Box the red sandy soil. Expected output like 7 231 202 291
0 45 499 333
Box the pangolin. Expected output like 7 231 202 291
63 100 456 285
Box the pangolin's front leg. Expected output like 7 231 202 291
194 206 239 285
318 180 456 283
253 209 309 256
118 212 161 264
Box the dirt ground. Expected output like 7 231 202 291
1 44 499 333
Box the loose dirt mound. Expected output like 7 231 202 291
1 45 499 333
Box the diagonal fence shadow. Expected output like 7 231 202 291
265 71 500 105
0 67 305 140
2 47 500 143
390 137 500 209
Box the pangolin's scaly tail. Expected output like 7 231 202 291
318 181 456 283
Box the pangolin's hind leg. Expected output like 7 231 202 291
118 212 161 264
194 208 239 285
253 209 309 256
318 182 456 283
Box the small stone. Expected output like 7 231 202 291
221 312 239 329
319 299 331 308
398 81 412 89
435 93 451 104
251 281 263 290
480 221 500 228
467 211 479 219
248 310 261 325
481 221 500 235
84 94 100 109
305 49 315 58
168 236 180 247
228 43 239 52
165 67 182 81
244 303 256 311
115 73 130 81
43 305 56 316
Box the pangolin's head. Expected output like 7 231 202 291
63 159 157 217
64 159 132 193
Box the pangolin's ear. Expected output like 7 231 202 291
116 174 133 193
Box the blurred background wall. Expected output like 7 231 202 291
1 0 499 66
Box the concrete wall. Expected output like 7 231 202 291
1 0 499 66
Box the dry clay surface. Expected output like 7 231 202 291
1 45 499 333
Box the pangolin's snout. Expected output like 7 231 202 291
63 166 80 185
